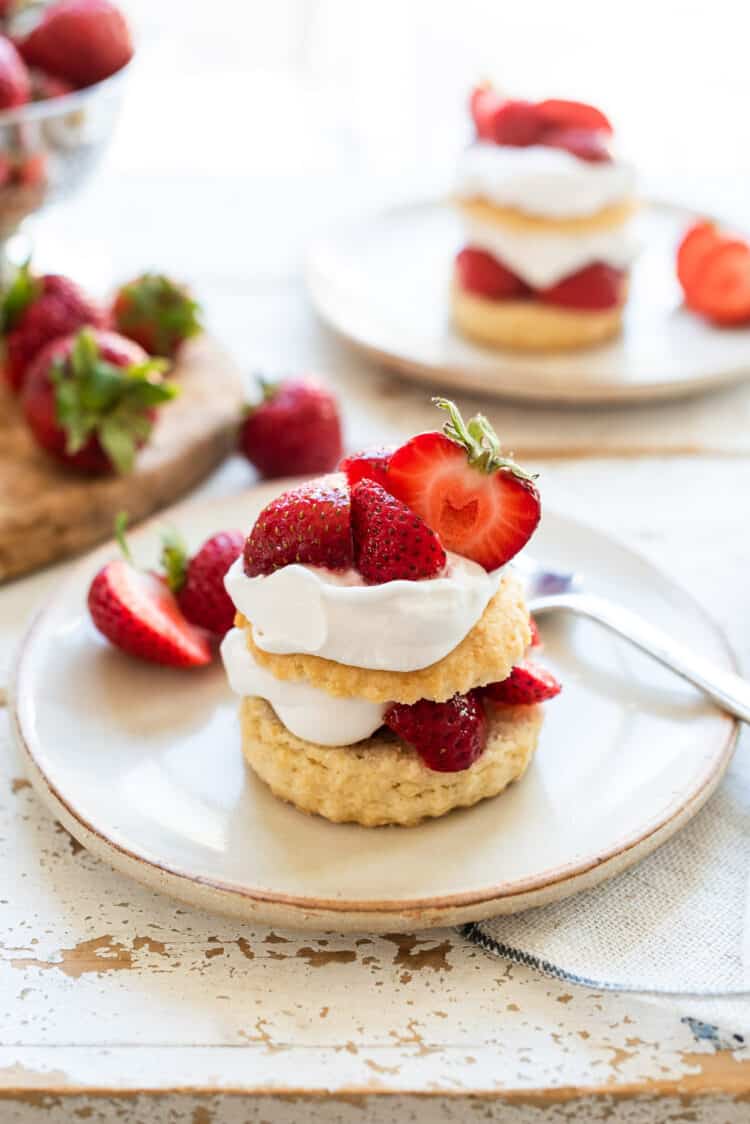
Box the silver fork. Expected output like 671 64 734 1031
517 557 750 725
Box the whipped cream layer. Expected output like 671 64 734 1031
221 628 386 746
456 143 636 219
224 552 502 672
461 216 639 289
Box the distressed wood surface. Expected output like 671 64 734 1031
0 335 244 584
1 455 749 1122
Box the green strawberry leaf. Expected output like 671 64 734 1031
1 261 40 333
160 527 188 593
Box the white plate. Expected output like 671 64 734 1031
307 198 750 404
11 483 738 932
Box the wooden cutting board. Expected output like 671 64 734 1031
0 334 245 583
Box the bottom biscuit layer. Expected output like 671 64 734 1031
451 279 624 352
241 697 542 827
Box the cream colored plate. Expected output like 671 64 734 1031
11 483 738 932
307 198 750 404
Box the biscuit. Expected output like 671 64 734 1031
237 572 530 705
456 196 637 235
451 280 624 352
241 696 542 827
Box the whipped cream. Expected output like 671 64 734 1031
461 215 639 289
456 143 636 219
221 628 386 746
224 552 502 672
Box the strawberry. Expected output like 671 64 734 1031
350 478 446 584
385 399 540 571
536 98 613 136
539 263 625 311
16 152 46 185
488 98 545 147
161 528 244 637
30 67 74 100
1 263 105 392
676 221 721 295
0 35 29 107
22 328 175 475
243 477 353 577
88 517 211 668
455 248 528 300
385 692 487 773
683 240 750 325
111 273 203 359
19 0 133 88
528 615 541 649
339 445 394 489
483 660 561 705
541 126 611 164
469 84 506 141
239 376 343 479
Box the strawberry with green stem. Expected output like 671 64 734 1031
160 526 244 636
22 327 176 474
111 273 203 359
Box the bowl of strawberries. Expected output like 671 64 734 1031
0 0 133 241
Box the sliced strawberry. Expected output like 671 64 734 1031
541 126 611 164
537 98 613 135
684 240 750 325
350 478 446 584
676 221 721 295
484 660 561 705
88 559 212 668
339 445 395 489
385 692 487 772
469 84 505 141
489 98 546 146
539 263 625 311
455 248 528 301
386 400 540 571
243 478 353 577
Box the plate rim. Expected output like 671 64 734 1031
306 196 750 405
9 488 740 926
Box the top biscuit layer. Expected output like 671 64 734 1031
236 571 530 704
457 196 637 235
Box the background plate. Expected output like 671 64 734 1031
11 482 738 931
307 199 750 404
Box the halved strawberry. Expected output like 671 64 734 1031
339 445 395 489
469 84 505 141
483 660 561 705
541 126 611 164
490 99 546 146
455 248 528 301
537 98 612 135
351 478 446 583
539 263 625 311
243 477 353 577
385 400 540 571
684 240 750 325
88 561 212 668
676 221 721 295
385 691 487 772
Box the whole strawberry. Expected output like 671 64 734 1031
88 516 212 668
19 0 133 88
22 327 175 474
484 660 561 705
161 528 244 637
1 263 106 392
111 273 203 359
0 36 29 107
351 478 446 584
386 692 488 772
243 477 353 577
239 376 343 479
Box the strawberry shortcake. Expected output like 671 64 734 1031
221 399 561 827
453 88 638 351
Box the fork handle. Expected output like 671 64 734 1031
532 591 750 724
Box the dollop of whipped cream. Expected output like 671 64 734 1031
456 142 636 219
221 628 386 746
461 214 640 289
224 552 502 672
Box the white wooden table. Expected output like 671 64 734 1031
2 3 750 1116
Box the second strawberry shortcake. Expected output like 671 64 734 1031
453 88 638 351
221 400 561 827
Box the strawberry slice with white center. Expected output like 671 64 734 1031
386 399 540 571
88 560 212 668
